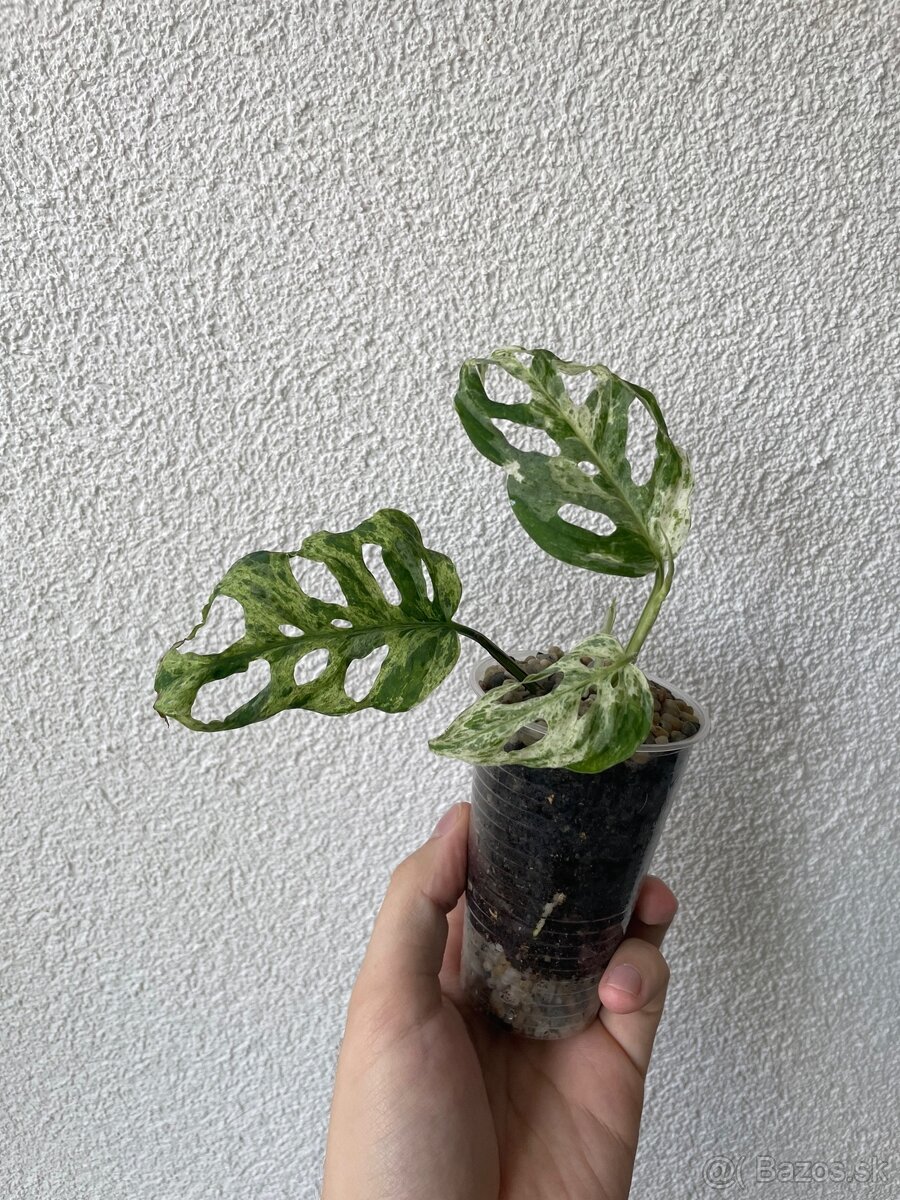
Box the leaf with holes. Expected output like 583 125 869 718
153 509 463 731
428 634 653 772
454 346 693 577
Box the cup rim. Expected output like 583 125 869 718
469 653 710 756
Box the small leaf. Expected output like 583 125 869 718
601 598 617 635
154 509 462 731
428 634 652 772
454 347 692 577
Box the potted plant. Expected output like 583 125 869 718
153 346 707 1040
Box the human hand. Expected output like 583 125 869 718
321 801 678 1200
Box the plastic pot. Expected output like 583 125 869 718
460 663 709 1040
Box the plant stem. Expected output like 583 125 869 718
454 553 673 682
450 622 528 681
625 557 674 660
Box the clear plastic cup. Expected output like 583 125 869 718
460 658 709 1040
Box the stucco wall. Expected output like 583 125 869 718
2 2 897 1197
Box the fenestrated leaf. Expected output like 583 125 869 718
454 347 693 577
428 634 653 772
153 509 462 731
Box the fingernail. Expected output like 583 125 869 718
431 804 460 839
604 963 642 995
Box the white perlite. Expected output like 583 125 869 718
531 891 567 939
461 920 600 1040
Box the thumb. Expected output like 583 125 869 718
352 802 469 1033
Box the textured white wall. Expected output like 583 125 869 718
2 1 897 1197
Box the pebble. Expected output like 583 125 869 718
637 680 702 747
483 666 507 690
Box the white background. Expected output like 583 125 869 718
2 2 897 1197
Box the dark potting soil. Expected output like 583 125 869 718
467 651 701 981
467 751 689 979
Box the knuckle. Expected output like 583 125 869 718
389 855 416 887
347 990 409 1057
641 947 670 1007
645 944 670 986
656 953 671 990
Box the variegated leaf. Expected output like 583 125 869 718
153 509 462 731
428 634 653 772
454 346 693 577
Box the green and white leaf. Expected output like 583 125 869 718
428 634 653 772
153 508 462 732
454 346 693 577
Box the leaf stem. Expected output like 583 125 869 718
624 556 674 660
450 622 528 681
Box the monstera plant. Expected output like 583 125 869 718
154 347 692 772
